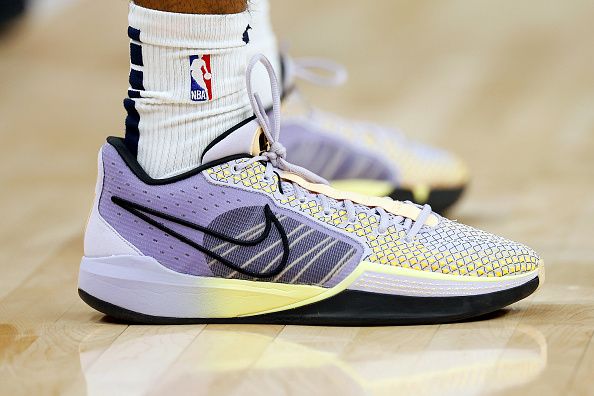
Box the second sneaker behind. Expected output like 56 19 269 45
279 56 469 213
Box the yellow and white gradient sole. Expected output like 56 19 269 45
78 255 543 325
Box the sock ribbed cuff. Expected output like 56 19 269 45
129 3 249 49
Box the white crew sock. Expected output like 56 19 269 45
246 0 281 108
125 3 252 178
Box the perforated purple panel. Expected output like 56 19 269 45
97 144 363 286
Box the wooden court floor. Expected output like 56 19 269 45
1 1 593 395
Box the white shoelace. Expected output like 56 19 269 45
291 57 348 87
290 57 411 144
237 54 432 241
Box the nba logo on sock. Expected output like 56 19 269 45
189 54 212 102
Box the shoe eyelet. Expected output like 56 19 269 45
273 191 287 200
323 210 331 216
298 198 307 204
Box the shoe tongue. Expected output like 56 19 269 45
201 117 263 163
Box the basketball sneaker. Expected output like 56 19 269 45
78 55 543 325
278 56 469 213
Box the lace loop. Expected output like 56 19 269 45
244 54 432 241
246 54 328 185
291 57 348 87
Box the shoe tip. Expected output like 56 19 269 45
506 242 542 277
536 258 546 290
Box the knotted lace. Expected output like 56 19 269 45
236 54 433 241
245 54 327 185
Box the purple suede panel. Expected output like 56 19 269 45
98 143 364 287
280 122 398 183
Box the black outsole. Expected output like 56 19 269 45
79 276 538 326
389 186 465 214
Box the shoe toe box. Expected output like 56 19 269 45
398 145 469 189
414 219 541 277
373 218 541 278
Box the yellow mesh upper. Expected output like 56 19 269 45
206 160 539 278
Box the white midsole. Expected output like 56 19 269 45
347 265 540 297
78 255 541 318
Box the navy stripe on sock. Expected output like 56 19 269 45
128 89 142 98
123 98 140 156
130 43 143 66
128 26 141 42
129 69 145 91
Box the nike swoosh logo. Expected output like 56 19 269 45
111 196 290 278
